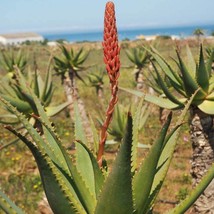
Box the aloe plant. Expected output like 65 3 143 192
1 48 27 75
53 45 92 142
193 28 205 42
99 101 150 145
126 47 151 90
122 44 214 213
1 2 214 214
87 68 105 99
144 64 172 124
0 64 70 150
0 65 70 121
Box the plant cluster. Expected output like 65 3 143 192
0 2 214 214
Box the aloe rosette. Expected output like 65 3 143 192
125 47 151 89
0 67 70 124
122 44 214 212
154 45 214 113
1 48 27 74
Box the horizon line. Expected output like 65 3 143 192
0 21 213 35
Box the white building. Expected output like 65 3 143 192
0 32 44 45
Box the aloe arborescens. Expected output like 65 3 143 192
1 2 214 214
123 45 214 212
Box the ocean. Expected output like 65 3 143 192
42 24 214 43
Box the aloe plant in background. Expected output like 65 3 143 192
0 48 27 75
53 44 93 142
87 67 105 99
1 2 214 214
193 28 205 43
0 63 70 150
123 44 214 213
144 63 172 124
99 102 150 146
126 47 151 90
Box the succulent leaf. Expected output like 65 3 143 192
45 101 71 117
152 62 185 107
196 45 209 92
147 47 181 85
131 98 144 172
176 50 206 99
5 126 85 214
75 142 96 198
95 113 134 214
89 115 99 153
186 45 196 76
120 87 183 110
33 69 40 97
34 116 97 213
197 100 214 115
168 163 214 214
0 188 25 214
41 66 52 102
75 142 105 199
74 101 87 145
1 94 31 113
0 114 19 124
133 112 172 213
146 89 198 212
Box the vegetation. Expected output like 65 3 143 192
1 49 27 74
125 47 150 90
193 28 205 43
87 68 105 97
0 2 214 214
123 44 214 212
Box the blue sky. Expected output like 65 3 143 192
0 0 213 33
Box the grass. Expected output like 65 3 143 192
0 37 214 213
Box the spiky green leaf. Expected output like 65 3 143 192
148 89 198 210
131 98 144 172
95 113 134 214
152 62 185 107
196 45 209 92
177 51 206 99
168 163 214 214
120 87 184 110
5 126 85 214
46 101 71 117
0 189 25 214
197 100 214 115
74 101 87 145
133 112 172 213
75 142 104 198
147 47 181 85
186 45 196 76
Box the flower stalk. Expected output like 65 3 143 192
97 1 120 166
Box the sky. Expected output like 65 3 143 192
0 0 213 34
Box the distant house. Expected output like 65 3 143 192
0 32 44 45
136 35 158 41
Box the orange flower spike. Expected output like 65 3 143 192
97 1 120 167
103 1 120 79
